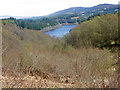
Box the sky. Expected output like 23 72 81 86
0 0 119 16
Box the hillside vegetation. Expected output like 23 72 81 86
2 4 119 31
2 17 58 30
49 4 119 24
2 12 119 88
64 12 120 49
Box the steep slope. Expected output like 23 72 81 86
65 12 119 48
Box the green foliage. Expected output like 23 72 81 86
2 17 17 25
2 17 58 30
49 4 119 24
16 18 58 30
64 12 119 49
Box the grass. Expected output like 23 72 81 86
2 15 119 88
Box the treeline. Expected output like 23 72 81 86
2 17 58 30
16 18 58 30
2 17 17 25
64 12 120 50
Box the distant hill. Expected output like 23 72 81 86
2 17 59 30
48 7 89 17
0 15 31 19
2 4 119 30
47 4 120 24
49 4 119 17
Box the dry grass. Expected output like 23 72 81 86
1 73 77 88
2 24 119 88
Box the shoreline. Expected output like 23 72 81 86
69 24 79 32
40 24 61 32
40 23 78 33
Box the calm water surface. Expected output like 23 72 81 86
44 25 76 37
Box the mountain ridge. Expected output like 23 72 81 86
0 3 119 19
48 4 119 17
1 3 119 30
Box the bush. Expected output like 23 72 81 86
64 12 119 49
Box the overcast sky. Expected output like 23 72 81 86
0 0 119 16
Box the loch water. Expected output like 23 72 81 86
44 25 76 38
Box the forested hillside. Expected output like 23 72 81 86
49 4 120 24
2 17 58 30
64 12 120 49
49 4 118 16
